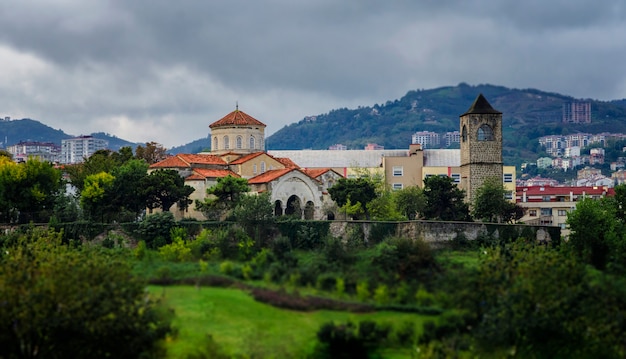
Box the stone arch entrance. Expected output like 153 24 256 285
304 201 315 220
274 200 283 216
285 195 302 217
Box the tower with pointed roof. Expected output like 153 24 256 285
209 107 266 155
459 94 503 204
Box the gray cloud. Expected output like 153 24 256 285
0 1 624 148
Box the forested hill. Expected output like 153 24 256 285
265 83 626 164
0 118 138 151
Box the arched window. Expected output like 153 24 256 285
213 137 218 150
236 136 242 149
249 136 255 149
477 124 494 141
253 164 257 174
260 161 266 173
224 135 229 149
461 125 467 142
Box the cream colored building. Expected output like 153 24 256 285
516 185 614 237
149 108 335 220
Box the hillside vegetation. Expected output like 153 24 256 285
265 83 626 166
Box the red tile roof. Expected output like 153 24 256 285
188 169 239 180
149 155 190 168
248 168 294 184
303 168 331 178
209 109 266 128
150 154 227 168
275 157 300 168
516 186 615 202
229 152 265 165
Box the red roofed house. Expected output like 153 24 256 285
516 185 614 236
148 107 341 220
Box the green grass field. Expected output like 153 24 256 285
149 285 435 358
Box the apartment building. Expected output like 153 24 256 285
562 101 591 124
6 141 60 162
60 136 108 164
517 185 614 236
411 131 440 148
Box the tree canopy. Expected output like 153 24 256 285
422 175 470 221
142 169 194 212
0 157 62 223
328 177 377 219
196 175 249 220
472 177 523 223
0 228 172 358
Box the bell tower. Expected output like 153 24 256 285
459 94 503 204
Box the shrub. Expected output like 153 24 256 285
137 212 176 249
316 273 337 292
356 281 370 302
373 284 391 305
219 261 234 275
158 237 192 262
415 286 436 307
335 277 345 298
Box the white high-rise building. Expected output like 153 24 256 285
411 131 440 148
60 136 108 164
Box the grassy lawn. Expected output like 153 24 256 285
149 285 435 358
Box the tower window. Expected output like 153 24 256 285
224 136 229 149
461 125 467 142
236 136 242 149
477 124 494 141
213 137 218 150
250 136 255 149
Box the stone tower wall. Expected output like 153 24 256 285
459 112 503 203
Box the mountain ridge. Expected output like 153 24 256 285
0 118 139 151
7 83 626 165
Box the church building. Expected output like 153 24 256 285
149 107 340 220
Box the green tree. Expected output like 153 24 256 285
64 149 120 192
80 172 115 221
0 157 62 223
328 177 377 219
422 175 470 221
135 141 168 164
567 198 618 270
393 186 426 220
142 169 194 212
472 177 521 223
110 159 149 219
472 241 626 357
233 192 274 246
0 228 172 358
367 187 403 221
196 175 249 220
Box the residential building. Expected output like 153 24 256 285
612 169 626 185
517 185 614 236
443 131 460 147
578 167 602 180
60 136 108 164
7 141 60 162
328 144 347 150
536 157 553 169
411 131 440 148
364 143 384 150
562 101 591 123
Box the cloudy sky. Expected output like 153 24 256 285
1 1 625 148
